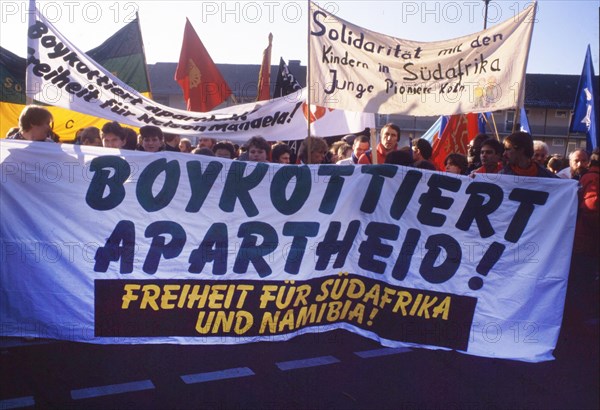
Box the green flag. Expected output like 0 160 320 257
0 46 26 104
87 16 151 94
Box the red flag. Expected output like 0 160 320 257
175 19 232 112
430 113 480 170
256 33 273 101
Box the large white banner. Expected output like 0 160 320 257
309 2 535 115
1 141 577 362
25 6 373 141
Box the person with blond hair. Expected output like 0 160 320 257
533 140 549 166
179 138 193 153
297 136 328 164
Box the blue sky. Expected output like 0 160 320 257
1 1 598 75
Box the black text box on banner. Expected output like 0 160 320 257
95 275 477 350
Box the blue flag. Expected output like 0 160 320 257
478 112 490 134
570 45 598 152
519 107 531 134
420 116 444 144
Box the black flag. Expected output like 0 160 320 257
273 57 302 98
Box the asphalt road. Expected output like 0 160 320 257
1 318 598 410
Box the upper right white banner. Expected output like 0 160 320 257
309 2 536 116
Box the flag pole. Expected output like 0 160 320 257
306 0 312 162
483 0 500 139
490 112 500 140
511 109 521 135
564 111 574 156
512 2 536 134
307 0 311 120
256 33 273 102
483 0 490 29
135 12 154 99
370 128 378 164
25 0 36 105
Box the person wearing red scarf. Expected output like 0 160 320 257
499 132 557 178
358 123 401 165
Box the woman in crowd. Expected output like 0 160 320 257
271 142 292 164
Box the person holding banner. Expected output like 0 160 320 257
246 136 271 163
466 134 489 174
79 127 102 147
472 139 504 175
297 136 329 164
500 132 557 178
384 150 414 167
179 138 194 153
563 147 599 331
137 126 165 153
7 105 54 142
164 133 182 152
533 140 550 166
213 141 236 159
557 149 590 180
358 123 400 165
411 138 436 170
328 141 349 164
101 121 127 149
574 148 599 264
337 135 370 165
123 128 139 150
336 143 353 162
271 142 292 164
547 154 567 175
5 127 20 138
198 137 217 151
444 153 469 175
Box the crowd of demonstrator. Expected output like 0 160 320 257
6 105 594 176
6 105 600 318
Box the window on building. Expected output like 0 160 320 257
552 138 565 147
505 110 515 132
555 110 568 118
